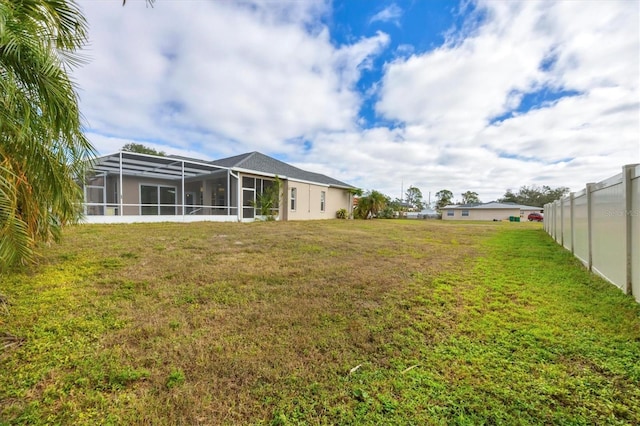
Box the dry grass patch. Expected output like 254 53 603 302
1 220 639 425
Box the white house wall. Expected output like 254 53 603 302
327 187 350 218
443 208 520 221
286 182 349 220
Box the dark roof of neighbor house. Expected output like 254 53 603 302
210 151 353 188
442 201 542 210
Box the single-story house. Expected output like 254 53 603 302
441 202 543 221
83 151 354 223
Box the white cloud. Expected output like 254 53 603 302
85 132 212 161
376 1 555 140
75 0 388 157
74 0 639 203
372 0 639 199
370 4 403 26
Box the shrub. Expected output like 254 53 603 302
336 208 348 219
378 206 395 219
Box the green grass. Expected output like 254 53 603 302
1 220 639 425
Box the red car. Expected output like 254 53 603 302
528 212 544 222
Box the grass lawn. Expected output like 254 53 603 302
1 220 639 425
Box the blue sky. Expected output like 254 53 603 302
330 1 462 129
74 0 639 202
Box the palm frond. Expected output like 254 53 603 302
0 0 94 268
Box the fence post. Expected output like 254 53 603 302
559 198 564 246
586 182 595 272
552 201 556 236
544 203 553 235
623 165 635 295
569 192 575 254
553 201 558 241
553 200 558 243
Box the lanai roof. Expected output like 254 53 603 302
89 151 353 188
90 151 226 180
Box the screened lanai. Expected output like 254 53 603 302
83 151 240 223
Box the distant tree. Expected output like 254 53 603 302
500 189 518 204
354 190 388 219
405 186 424 210
435 189 454 211
122 143 165 156
461 191 480 204
388 198 403 212
498 185 569 207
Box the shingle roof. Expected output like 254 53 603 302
210 152 353 188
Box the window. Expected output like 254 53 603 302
140 184 176 215
320 191 326 212
462 210 469 217
290 187 297 211
242 176 255 189
447 210 454 216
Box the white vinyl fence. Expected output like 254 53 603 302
544 164 640 303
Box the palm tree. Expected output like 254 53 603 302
0 0 94 268
354 190 388 219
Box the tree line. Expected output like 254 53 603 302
433 186 568 211
353 184 569 219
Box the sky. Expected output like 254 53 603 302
73 0 640 203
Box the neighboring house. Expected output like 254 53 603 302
83 151 354 223
406 207 440 219
441 202 543 221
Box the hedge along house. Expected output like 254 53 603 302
83 151 355 223
441 202 543 221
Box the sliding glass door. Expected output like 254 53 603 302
140 184 176 215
